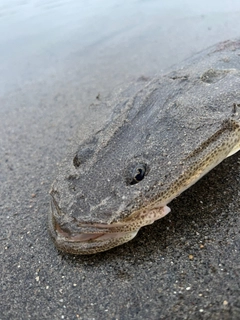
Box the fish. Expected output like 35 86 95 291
49 39 240 254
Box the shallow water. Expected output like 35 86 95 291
1 0 240 97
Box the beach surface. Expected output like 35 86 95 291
1 1 240 319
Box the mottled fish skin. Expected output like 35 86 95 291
49 39 240 255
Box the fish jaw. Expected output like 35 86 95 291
49 199 171 255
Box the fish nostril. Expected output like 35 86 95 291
73 147 94 168
73 154 81 168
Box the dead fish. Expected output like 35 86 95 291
49 39 240 254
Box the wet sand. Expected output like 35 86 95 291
1 1 240 319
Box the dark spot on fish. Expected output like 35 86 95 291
200 69 229 83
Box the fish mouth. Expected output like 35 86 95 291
49 198 171 255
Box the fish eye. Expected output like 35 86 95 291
130 164 147 185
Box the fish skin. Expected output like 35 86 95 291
49 39 240 254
